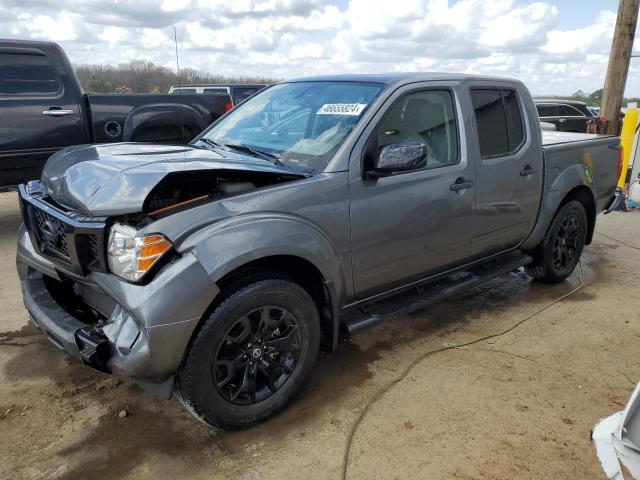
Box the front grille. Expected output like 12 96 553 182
20 182 107 276
88 234 99 261
33 207 70 259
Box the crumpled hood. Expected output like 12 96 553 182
41 143 304 216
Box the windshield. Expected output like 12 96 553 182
198 81 384 172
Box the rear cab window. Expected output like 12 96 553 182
0 52 60 95
471 88 525 159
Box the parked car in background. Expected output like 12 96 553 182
168 83 267 106
17 73 620 428
535 99 595 133
0 40 232 187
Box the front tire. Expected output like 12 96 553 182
176 278 320 429
526 200 587 283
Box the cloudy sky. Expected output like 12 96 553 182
2 0 639 96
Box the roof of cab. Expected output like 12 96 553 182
286 72 522 86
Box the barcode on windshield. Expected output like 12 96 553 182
317 103 367 116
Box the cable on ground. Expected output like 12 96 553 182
341 263 584 480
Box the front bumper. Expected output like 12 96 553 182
17 224 219 395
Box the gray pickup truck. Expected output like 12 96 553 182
16 73 620 428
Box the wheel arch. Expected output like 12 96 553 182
212 255 337 352
522 165 598 250
558 185 596 245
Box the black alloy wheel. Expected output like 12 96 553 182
214 306 301 405
176 278 320 429
526 200 587 283
551 213 582 270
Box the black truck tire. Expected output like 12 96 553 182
176 278 320 429
526 200 587 283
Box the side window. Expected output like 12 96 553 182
558 105 585 117
171 88 197 94
472 88 526 159
203 88 228 94
536 104 558 117
502 89 524 151
376 90 459 167
233 87 260 104
0 52 60 95
471 89 509 158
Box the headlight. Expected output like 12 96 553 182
107 224 172 282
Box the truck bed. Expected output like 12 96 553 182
541 130 619 216
542 131 615 146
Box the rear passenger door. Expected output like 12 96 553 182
470 88 543 256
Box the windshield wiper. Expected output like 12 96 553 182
223 143 282 165
197 137 223 150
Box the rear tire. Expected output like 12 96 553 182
526 200 587 283
176 278 320 429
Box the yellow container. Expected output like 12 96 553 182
619 108 638 187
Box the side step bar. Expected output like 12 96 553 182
344 252 533 334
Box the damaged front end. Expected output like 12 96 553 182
17 143 307 396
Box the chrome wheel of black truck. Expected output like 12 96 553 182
176 278 320 429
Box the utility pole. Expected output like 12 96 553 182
600 0 639 135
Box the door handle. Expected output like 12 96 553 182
42 109 74 116
520 165 538 177
450 177 473 191
558 118 567 123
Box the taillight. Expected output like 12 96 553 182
224 101 233 112
617 145 624 182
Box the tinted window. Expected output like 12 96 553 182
472 89 509 158
502 89 524 151
203 87 228 94
536 104 558 117
172 88 197 94
558 104 585 117
377 90 459 167
233 87 260 104
0 53 59 95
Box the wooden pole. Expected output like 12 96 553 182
600 0 639 135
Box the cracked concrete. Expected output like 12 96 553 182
1 190 639 479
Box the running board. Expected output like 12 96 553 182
344 252 533 334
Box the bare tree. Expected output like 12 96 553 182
75 61 279 93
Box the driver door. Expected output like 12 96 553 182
349 85 475 299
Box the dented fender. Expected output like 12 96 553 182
178 213 348 309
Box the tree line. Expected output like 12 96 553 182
75 60 279 94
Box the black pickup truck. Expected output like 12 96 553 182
0 40 230 187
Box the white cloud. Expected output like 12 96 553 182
542 10 616 57
17 12 80 41
2 0 640 96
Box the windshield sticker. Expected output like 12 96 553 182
317 103 367 116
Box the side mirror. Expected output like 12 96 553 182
366 142 427 178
